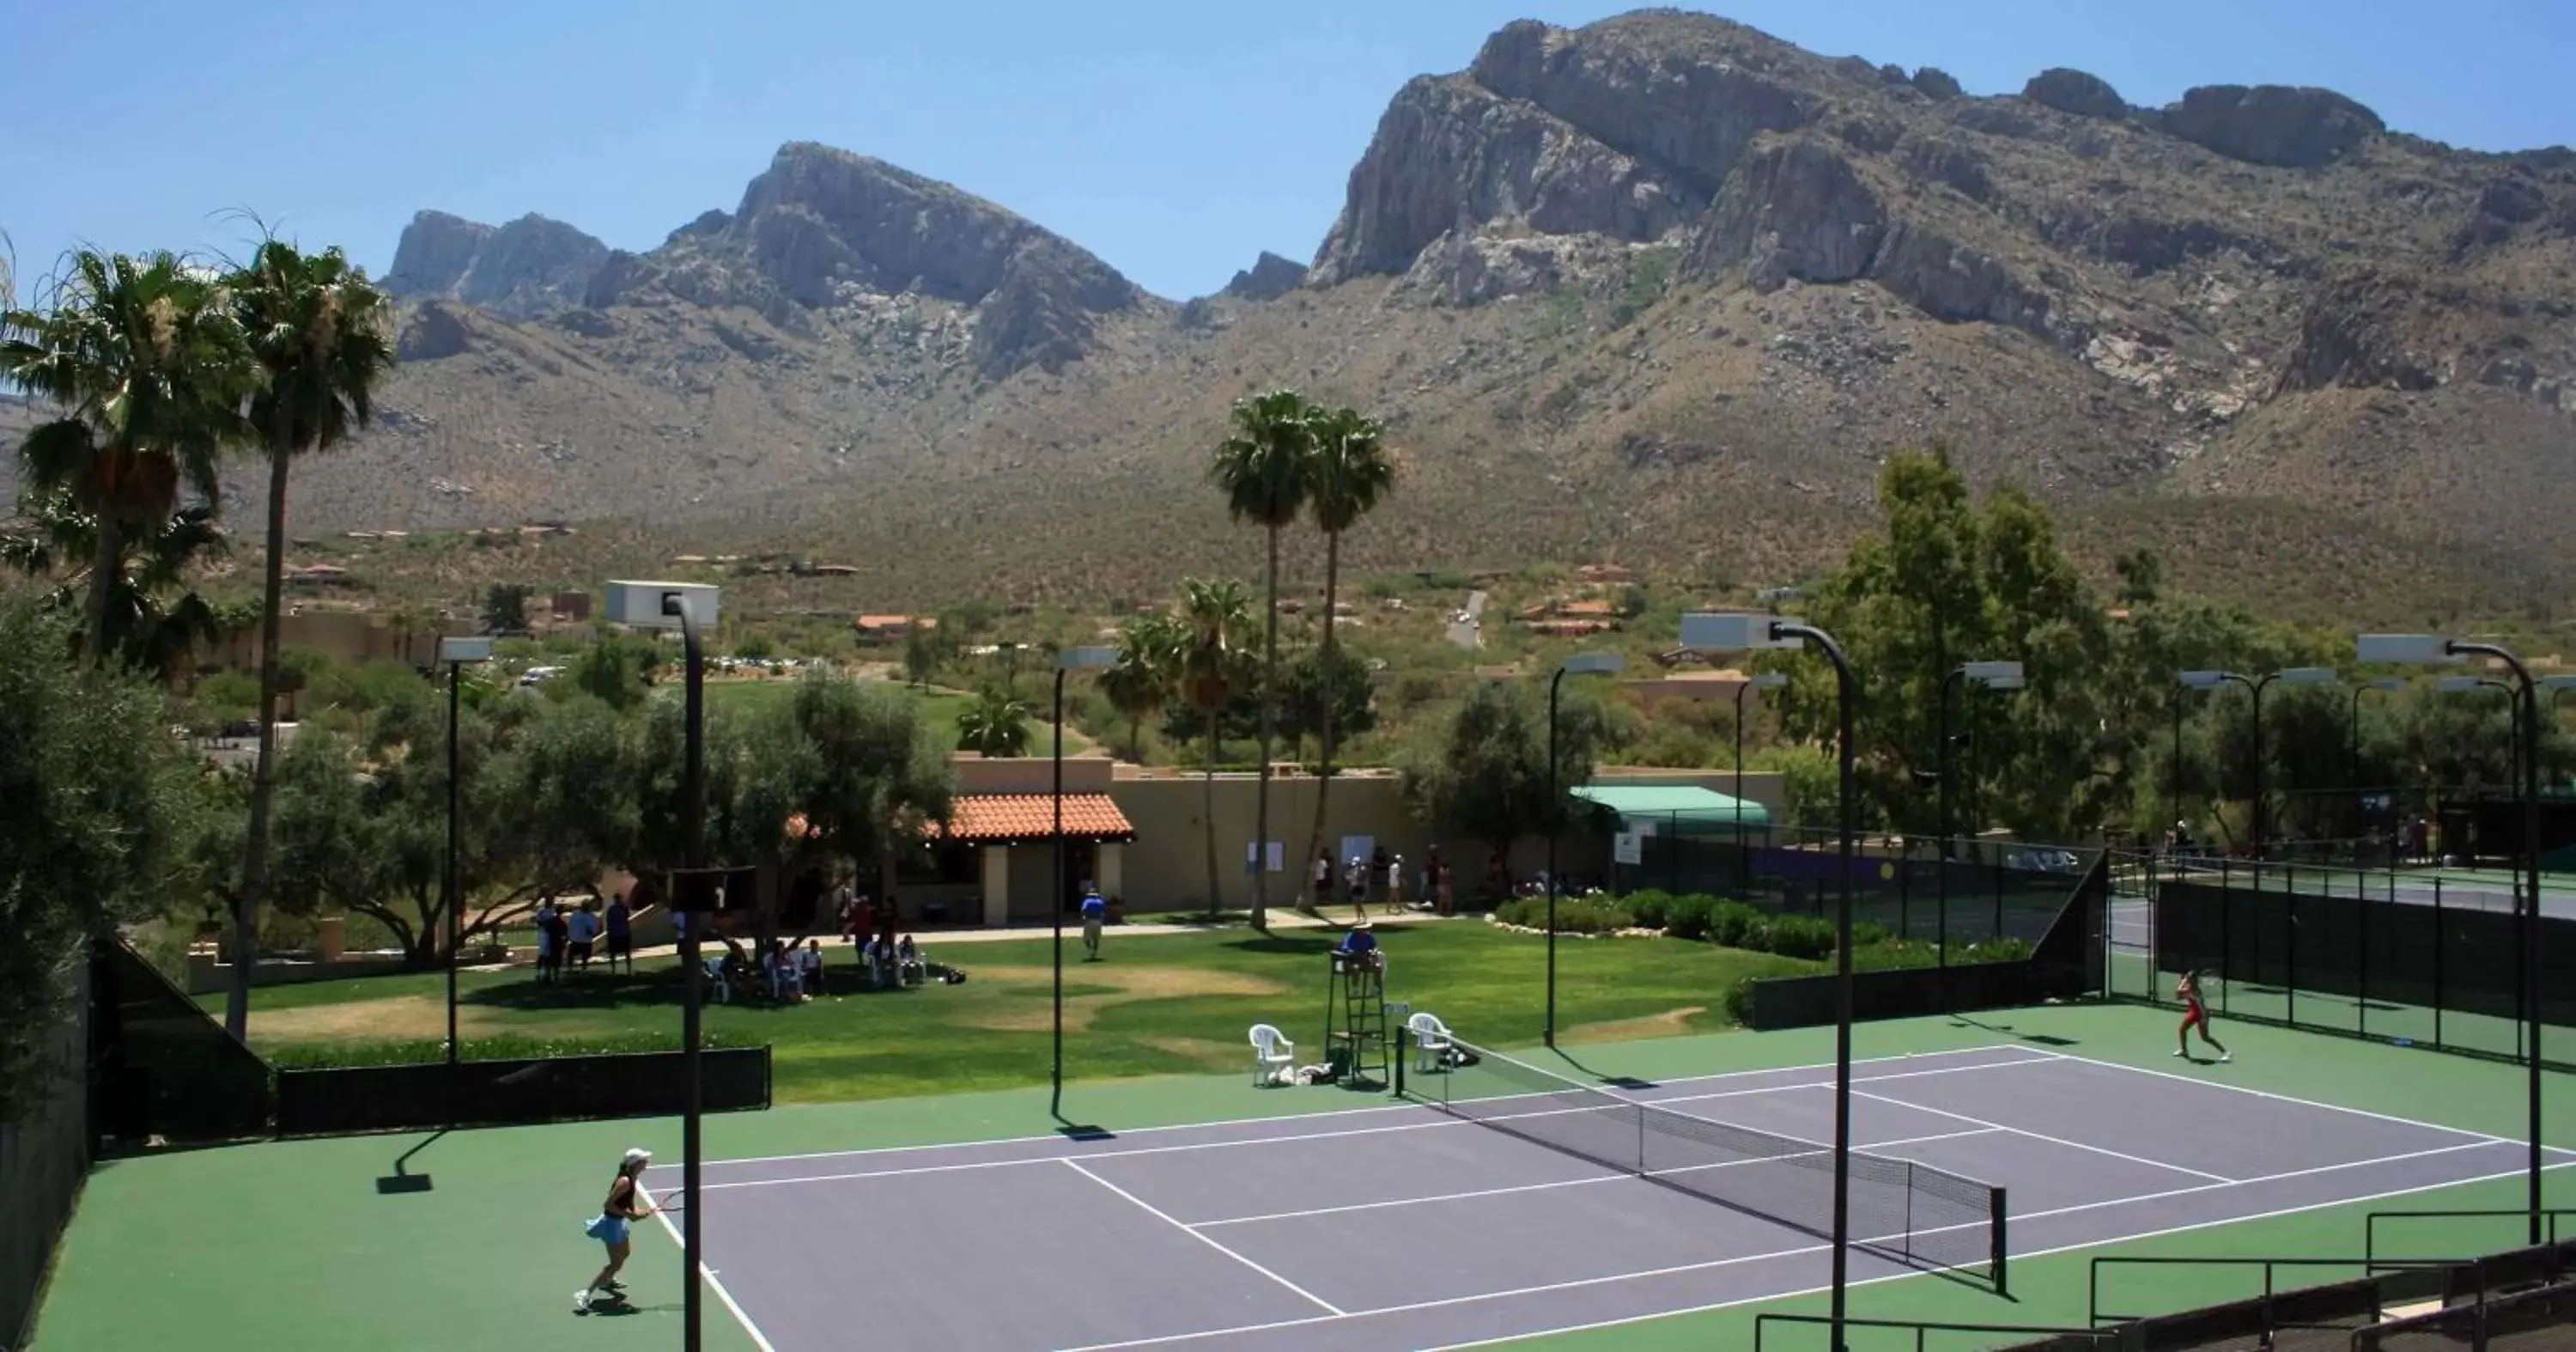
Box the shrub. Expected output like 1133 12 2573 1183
264 1030 754 1069
1753 915 1839 960
1494 894 1635 935
1662 893 1716 941
1721 977 1759 1026
1705 900 1769 949
1850 921 1891 947
1623 889 1674 929
1845 939 1941 972
1959 936 2035 965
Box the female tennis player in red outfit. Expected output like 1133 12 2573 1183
2175 971 2230 1062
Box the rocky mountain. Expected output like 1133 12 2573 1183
173 10 2576 623
385 211 611 320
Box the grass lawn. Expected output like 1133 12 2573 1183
218 922 1813 1101
703 676 1095 753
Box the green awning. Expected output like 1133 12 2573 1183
1571 785 1770 835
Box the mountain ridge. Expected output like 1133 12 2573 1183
46 9 2576 624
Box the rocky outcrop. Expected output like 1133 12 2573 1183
386 211 489 300
2161 84 2385 168
1221 252 1308 301
2023 68 2127 120
1911 67 1964 101
1311 76 1698 283
397 301 472 362
1691 136 1887 287
2451 168 2555 257
2277 272 2444 392
386 211 609 320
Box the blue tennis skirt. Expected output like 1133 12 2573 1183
584 1214 630 1245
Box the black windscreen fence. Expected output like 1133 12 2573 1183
89 937 275 1144
276 1047 773 1137
2 951 91 1352
2157 881 2576 1027
1623 828 2087 951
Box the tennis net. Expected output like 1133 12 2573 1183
1401 1036 2007 1290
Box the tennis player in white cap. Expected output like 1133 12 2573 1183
576 1147 658 1312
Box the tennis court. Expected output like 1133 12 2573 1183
676 1042 2566 1351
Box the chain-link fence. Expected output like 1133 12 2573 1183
2107 852 2576 1066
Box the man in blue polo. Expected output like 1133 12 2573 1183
1079 883 1109 961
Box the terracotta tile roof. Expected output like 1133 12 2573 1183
932 794 1135 845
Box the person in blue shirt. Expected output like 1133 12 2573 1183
1079 883 1109 961
1335 917 1380 969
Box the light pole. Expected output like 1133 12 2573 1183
1935 661 2022 960
1052 646 1116 1118
2363 635 2544 1244
2179 667 2335 857
1545 651 1625 1046
1686 612 1857 1352
438 635 492 1111
610 581 719 1352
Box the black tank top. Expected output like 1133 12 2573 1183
605 1173 632 1216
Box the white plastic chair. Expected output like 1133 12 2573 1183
702 955 730 1004
1249 1024 1296 1087
1406 1012 1454 1075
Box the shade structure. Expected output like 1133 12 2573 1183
1571 784 1771 835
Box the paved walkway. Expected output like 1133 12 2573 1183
596 905 1459 965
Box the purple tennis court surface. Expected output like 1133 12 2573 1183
671 1045 2565 1351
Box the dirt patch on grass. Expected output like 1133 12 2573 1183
1556 1006 1709 1044
1134 1035 1241 1066
959 965 1290 1033
247 994 539 1044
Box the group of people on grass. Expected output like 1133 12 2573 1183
532 894 631 981
1311 843 1455 918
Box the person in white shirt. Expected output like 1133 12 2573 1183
797 940 825 996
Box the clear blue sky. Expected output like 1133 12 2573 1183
4 0 2570 301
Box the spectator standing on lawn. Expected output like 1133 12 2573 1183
799 939 825 996
603 892 632 973
566 901 600 971
534 900 562 983
1080 883 1109 961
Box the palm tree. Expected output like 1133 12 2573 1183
1102 613 1182 763
224 241 397 1040
1176 577 1253 919
1299 406 1397 886
1 485 230 680
956 685 1034 757
1 251 253 663
1208 391 1315 929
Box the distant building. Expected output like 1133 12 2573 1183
854 614 936 640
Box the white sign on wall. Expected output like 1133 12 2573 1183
1613 832 1643 866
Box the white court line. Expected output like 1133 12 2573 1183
699 1044 2041 1171
641 1185 779 1352
1191 1128 2005 1229
1052 1139 2565 1352
1842 1086 2240 1185
2032 1046 2560 1150
696 1053 2060 1193
1419 1152 2576 1352
1061 1159 1346 1317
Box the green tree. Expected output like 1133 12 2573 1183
563 630 660 710
1176 577 1254 917
1100 613 1182 763
1298 404 1396 874
1 250 253 664
2 488 230 680
0 597 204 1121
902 622 940 689
1277 643 1376 767
483 583 532 634
773 673 955 919
1395 679 1604 893
956 684 1033 757
225 241 397 1038
1208 390 1315 928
